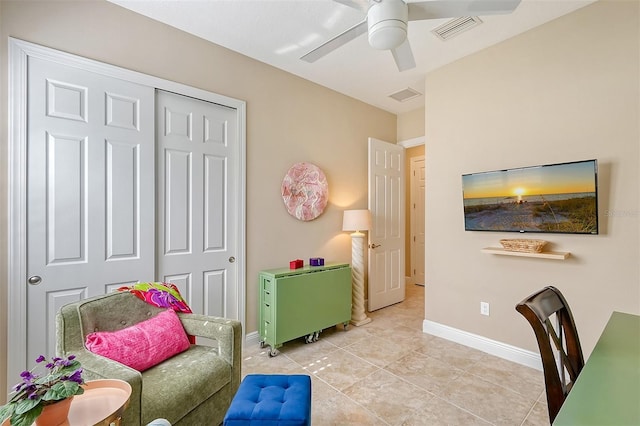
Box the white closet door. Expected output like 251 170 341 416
156 90 239 319
26 57 155 362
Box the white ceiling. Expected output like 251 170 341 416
108 0 595 114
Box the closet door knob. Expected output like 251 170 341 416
28 275 42 285
229 256 236 263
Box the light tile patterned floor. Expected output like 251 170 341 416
242 284 549 426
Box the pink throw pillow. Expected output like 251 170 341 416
85 309 190 371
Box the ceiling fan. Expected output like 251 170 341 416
301 0 522 72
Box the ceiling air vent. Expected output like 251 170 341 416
432 16 483 41
388 87 422 102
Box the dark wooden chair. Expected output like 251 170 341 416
515 286 585 424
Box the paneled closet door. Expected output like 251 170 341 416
156 90 239 318
27 56 155 363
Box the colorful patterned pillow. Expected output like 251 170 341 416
118 282 193 313
85 309 190 371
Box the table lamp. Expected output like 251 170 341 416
342 209 372 326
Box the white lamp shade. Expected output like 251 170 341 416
342 209 371 232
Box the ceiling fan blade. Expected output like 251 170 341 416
391 39 416 72
333 0 370 13
408 0 522 21
301 19 368 63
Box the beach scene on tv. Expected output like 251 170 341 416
463 160 598 234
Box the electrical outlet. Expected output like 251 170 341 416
480 301 490 316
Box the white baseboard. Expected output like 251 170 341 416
245 330 261 347
423 319 542 371
247 320 541 371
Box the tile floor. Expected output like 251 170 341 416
242 284 549 426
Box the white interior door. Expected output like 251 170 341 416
410 156 425 285
26 56 155 363
156 90 239 319
368 137 405 311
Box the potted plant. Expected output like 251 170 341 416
0 355 84 426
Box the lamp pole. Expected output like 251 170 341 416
343 209 372 326
349 230 371 326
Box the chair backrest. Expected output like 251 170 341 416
56 291 166 356
77 291 165 338
515 286 584 424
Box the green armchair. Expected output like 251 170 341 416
56 291 242 426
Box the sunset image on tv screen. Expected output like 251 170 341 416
462 160 598 234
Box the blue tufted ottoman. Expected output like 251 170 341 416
223 374 312 426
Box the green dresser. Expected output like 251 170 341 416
258 263 352 356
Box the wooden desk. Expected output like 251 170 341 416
553 311 640 425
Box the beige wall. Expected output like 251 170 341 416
425 0 639 357
398 107 425 142
0 0 396 396
398 109 426 278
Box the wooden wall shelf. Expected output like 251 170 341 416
481 247 570 260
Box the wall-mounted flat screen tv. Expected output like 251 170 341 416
462 159 598 234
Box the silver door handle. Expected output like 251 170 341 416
369 243 381 249
28 275 42 285
229 256 236 263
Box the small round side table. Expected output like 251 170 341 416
1 379 132 426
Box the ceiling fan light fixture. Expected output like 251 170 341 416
368 20 407 50
367 0 408 50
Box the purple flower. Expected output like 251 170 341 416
67 369 83 384
6 353 84 420
20 370 34 379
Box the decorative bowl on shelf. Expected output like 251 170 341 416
500 238 548 253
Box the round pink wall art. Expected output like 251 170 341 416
281 162 329 221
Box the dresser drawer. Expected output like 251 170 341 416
262 320 273 340
262 277 273 292
263 289 272 305
262 302 273 321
